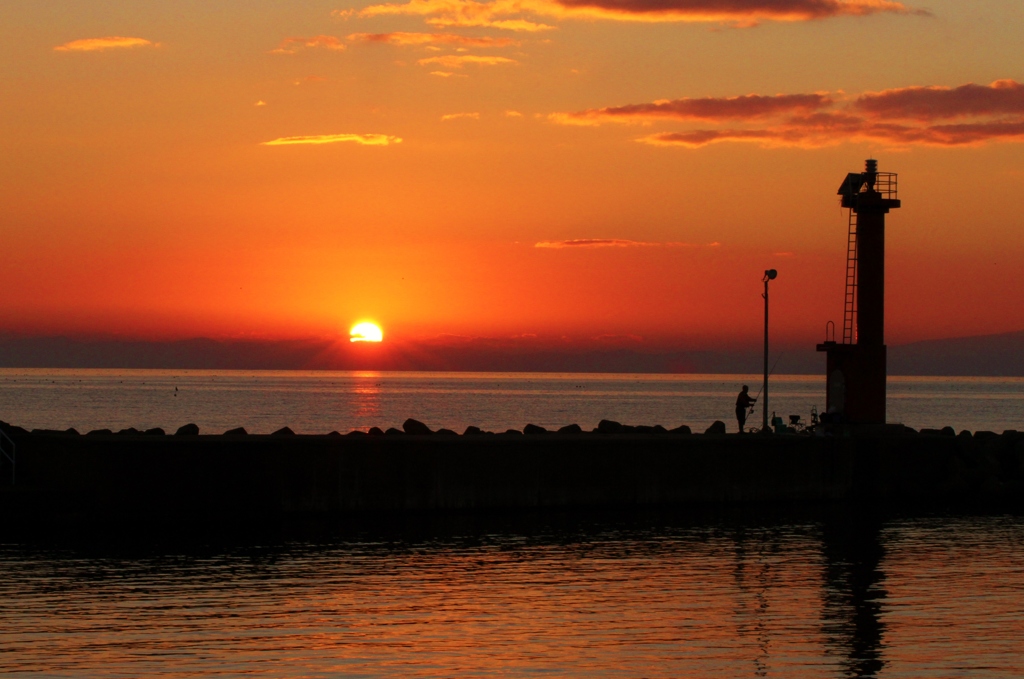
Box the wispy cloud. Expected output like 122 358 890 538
551 93 832 126
429 70 466 77
535 239 718 248
355 0 915 32
440 112 480 121
347 31 519 47
854 80 1024 121
558 80 1024 149
261 133 402 146
544 0 915 24
358 0 556 31
418 54 517 68
54 37 154 52
270 35 346 55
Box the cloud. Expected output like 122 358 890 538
270 35 346 55
535 239 716 248
255 100 267 107
54 37 154 52
440 112 481 121
639 129 784 147
593 333 644 344
358 0 557 31
637 117 1024 148
551 93 832 126
418 54 517 68
355 0 914 31
544 0 915 23
873 120 1024 145
261 133 402 146
561 79 1024 149
854 79 1024 121
506 110 524 117
347 31 519 47
429 70 467 77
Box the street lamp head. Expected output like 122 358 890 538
764 269 777 281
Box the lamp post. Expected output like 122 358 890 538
762 269 777 432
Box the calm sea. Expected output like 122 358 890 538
2 371 1023 676
0 369 1022 434
1 512 1022 677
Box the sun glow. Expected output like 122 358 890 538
350 322 384 342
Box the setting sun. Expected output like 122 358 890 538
350 322 383 343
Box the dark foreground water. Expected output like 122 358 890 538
1 369 1022 434
1 511 1022 677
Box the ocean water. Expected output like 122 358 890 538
1 512 1022 677
2 371 1022 677
0 369 1021 435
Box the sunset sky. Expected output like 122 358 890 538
2 0 1023 355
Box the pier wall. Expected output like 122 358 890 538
1 430 1022 518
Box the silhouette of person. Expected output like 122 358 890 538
735 385 755 433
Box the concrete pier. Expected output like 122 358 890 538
1 425 1021 519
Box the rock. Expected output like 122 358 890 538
144 428 165 436
597 419 623 434
385 427 404 435
116 428 140 436
958 430 973 439
272 427 295 436
621 425 637 433
634 425 655 434
557 424 583 434
175 423 200 436
223 427 248 436
670 425 692 435
524 424 548 435
920 428 942 436
368 427 385 436
974 431 998 441
436 428 457 436
940 426 956 436
345 430 366 437
31 427 77 436
463 426 483 436
652 425 668 434
87 428 113 436
704 421 727 435
403 418 433 435
327 431 342 436
503 429 523 436
64 428 80 436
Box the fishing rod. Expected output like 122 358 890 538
749 352 784 415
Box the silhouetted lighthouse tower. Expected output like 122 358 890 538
817 159 900 424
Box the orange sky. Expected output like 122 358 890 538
1 0 1023 350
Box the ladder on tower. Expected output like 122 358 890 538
843 207 857 344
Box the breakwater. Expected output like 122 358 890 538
1 420 1022 518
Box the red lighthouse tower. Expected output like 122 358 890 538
817 159 900 424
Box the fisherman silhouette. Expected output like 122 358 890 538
735 385 756 433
